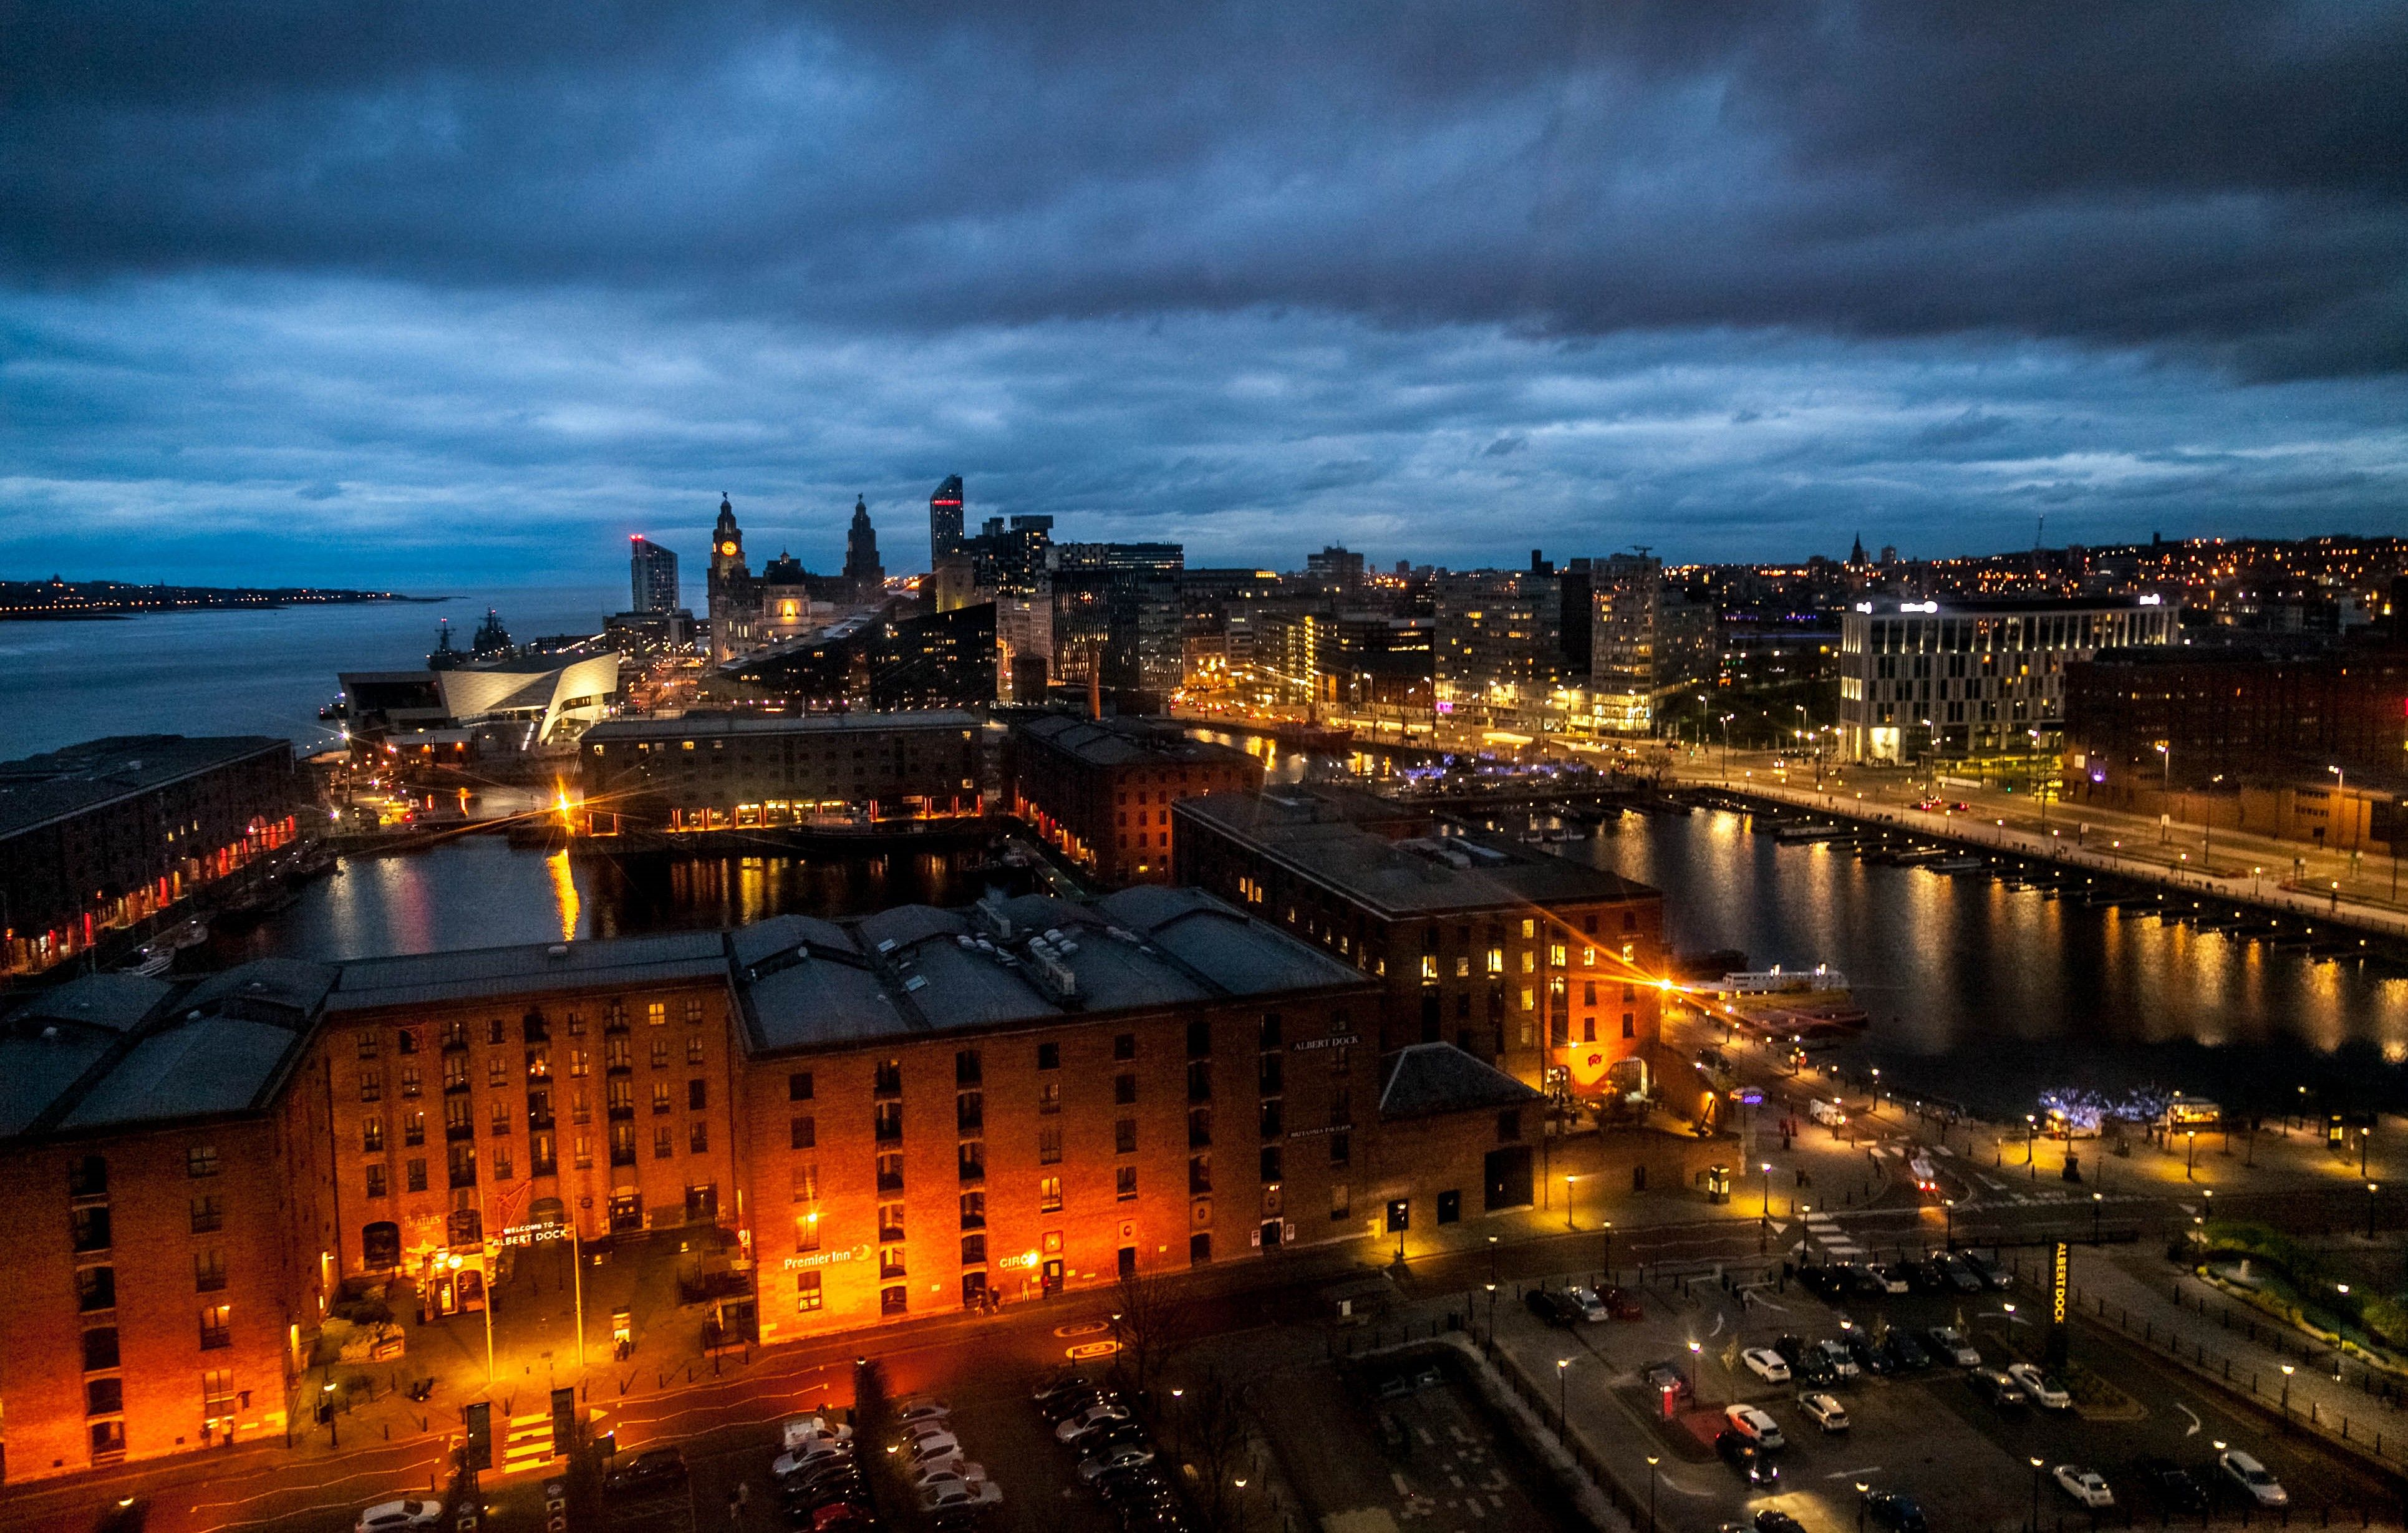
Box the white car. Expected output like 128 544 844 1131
1866 1264 1911 1296
1564 1285 1611 1323
895 1395 952 1425
1797 1391 1850 1433
1739 1347 1791 1384
2008 1363 2071 1411
781 1413 853 1451
1814 1338 1860 1380
1810 1098 1847 1127
773 1436 853 1477
2218 1450 2288 1507
919 1480 1004 1514
1724 1404 1785 1449
355 1502 443 1533
902 1431 963 1467
2053 1465 2113 1509
907 1459 987 1492
1056 1401 1134 1442
1078 1443 1160 1482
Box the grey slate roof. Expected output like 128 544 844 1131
328 931 729 1011
1378 1043 1542 1120
0 734 290 840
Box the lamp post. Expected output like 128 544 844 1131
1854 1482 1870 1533
1565 1174 1579 1232
2091 1191 2104 1245
1556 1357 1571 1433
322 1380 339 1448
1646 1455 1661 1533
2362 1121 2372 1177
1943 1197 1955 1247
1759 1161 1773 1250
1687 1339 1702 1405
2028 1456 2045 1533
1602 1220 1613 1282
2370 1182 2382 1240
2186 1129 2197 1181
2026 1114 2038 1178
2281 1363 2295 1413
1484 1282 1497 1343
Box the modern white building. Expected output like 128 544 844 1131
1837 596 2177 762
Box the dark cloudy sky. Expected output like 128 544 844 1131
4 2 2404 586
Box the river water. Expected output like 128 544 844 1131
14 601 2406 1122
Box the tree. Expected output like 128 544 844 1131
1109 1269 1199 1400
1176 1366 1255 1533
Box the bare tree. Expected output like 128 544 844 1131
1108 1268 1197 1400
1175 1366 1254 1533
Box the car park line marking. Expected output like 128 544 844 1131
1827 1466 1883 1479
2178 1403 2202 1436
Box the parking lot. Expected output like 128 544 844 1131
1494 1257 2404 1531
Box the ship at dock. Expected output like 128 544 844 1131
1695 963 1869 1040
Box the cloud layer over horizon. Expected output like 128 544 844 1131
5 2 2405 584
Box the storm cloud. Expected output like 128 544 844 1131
3 2 2404 580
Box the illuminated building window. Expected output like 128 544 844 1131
1521 989 1535 1012
198 1305 231 1350
1038 1080 1062 1115
1420 956 1438 981
1485 949 1503 975
1549 943 1567 968
574 1134 593 1170
187 1144 219 1178
1116 1167 1138 1202
1038 1176 1063 1213
1520 951 1535 975
878 1203 905 1242
1582 947 1595 968
877 1153 905 1193
796 1272 822 1312
400 1063 422 1096
881 1285 907 1315
646 1002 666 1027
792 1163 820 1203
1456 956 1471 979
685 1035 705 1065
405 1110 426 1145
362 1118 384 1153
651 1083 671 1115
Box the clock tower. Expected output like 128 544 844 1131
706 493 756 662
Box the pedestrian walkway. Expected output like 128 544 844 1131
1801 1210 1866 1260
2052 1246 2408 1473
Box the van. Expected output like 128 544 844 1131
1809 1099 1847 1128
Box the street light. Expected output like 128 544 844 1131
1646 1455 1661 1533
1942 1197 1955 1246
1556 1356 1571 1431
1565 1174 1579 1232
1760 1161 1774 1246
2186 1129 2197 1180
2370 1182 2382 1240
1484 1282 1498 1342
2026 1113 2038 1177
2092 1191 2104 1244
2281 1363 2296 1412
2028 1456 2045 1533
1854 1482 1870 1533
1602 1219 1614 1279
1687 1339 1702 1403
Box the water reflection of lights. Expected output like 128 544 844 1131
545 851 581 944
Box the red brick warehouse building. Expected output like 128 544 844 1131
0 885 1544 1481
1171 785 1670 1102
1005 712 1263 883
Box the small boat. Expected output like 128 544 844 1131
1927 854 1985 873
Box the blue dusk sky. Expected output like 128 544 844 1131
3 2 2404 588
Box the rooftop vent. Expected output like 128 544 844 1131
547 944 569 959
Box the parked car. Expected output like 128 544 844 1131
1724 1404 1784 1449
1867 1263 1912 1295
919 1481 1004 1514
1564 1286 1612 1323
1963 1251 2013 1290
1039 1383 1116 1423
773 1438 854 1477
606 1448 688 1495
1078 1443 1160 1483
782 1415 853 1451
1597 1285 1646 1320
1771 1335 1831 1385
1715 1431 1781 1489
1794 1261 1840 1297
904 1431 965 1466
1525 1289 1585 1327
1936 1254 1986 1294
1845 1265 1892 1298
1640 1359 1694 1401
1814 1338 1860 1380
1879 1329 1932 1372
1904 1257 1951 1294
1754 1514 1807 1533
1057 1403 1134 1443
1968 1368 2027 1415
354 1502 443 1533
1740 1347 1792 1383
1861 1491 1929 1533
1845 1334 1893 1376
1797 1391 1850 1433
1924 1325 1980 1368
2134 1458 2209 1516
94 1499 150 1533
907 1460 987 1493
2217 1450 2288 1508
2053 1465 2114 1509
2006 1363 2071 1411
896 1395 952 1425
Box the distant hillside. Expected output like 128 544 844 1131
0 578 438 619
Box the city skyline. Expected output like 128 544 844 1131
3 4 2405 585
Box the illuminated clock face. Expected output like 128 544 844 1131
720 541 737 556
